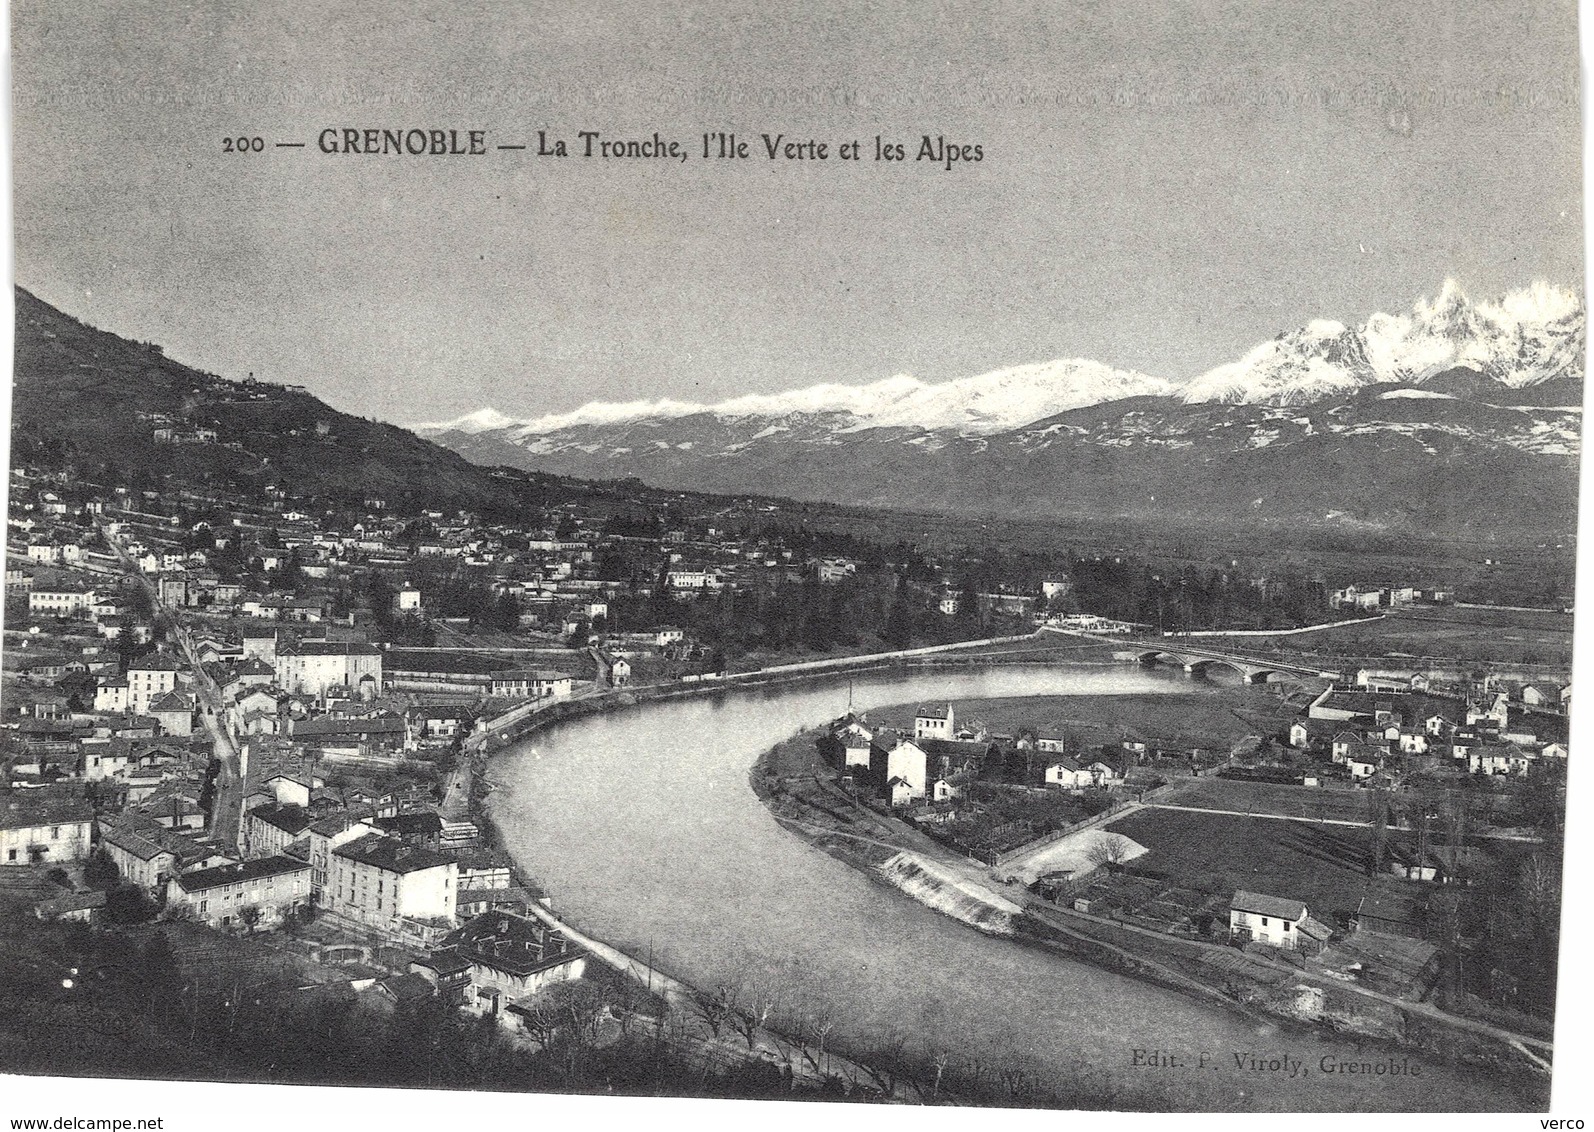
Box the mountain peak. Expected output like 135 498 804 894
1183 280 1584 405
416 359 1176 440
415 407 520 434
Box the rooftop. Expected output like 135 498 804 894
175 855 310 893
333 833 453 874
0 795 94 832
1231 890 1308 921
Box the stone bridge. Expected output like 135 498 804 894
1128 645 1322 685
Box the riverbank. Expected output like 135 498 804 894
466 630 1128 758
749 713 1551 1097
483 662 1546 1111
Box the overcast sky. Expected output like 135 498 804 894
11 0 1584 424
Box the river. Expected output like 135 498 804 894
486 666 1542 1111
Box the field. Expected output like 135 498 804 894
761 505 1573 609
1194 605 1573 669
868 688 1297 755
1104 807 1390 927
1153 776 1386 825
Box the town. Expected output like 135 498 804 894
0 307 1573 1103
1 423 1569 1095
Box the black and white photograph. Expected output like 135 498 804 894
0 1 1586 1124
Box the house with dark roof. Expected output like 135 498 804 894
148 691 196 737
289 713 406 751
34 889 106 923
327 833 457 933
375 810 445 851
0 794 93 866
165 855 311 929
99 822 178 894
242 803 315 859
367 972 436 1012
409 948 472 1006
431 911 588 1027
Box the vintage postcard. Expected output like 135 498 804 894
1 1 1583 1125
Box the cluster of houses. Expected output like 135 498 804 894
824 703 1127 810
1328 584 1454 611
1295 679 1569 783
3 777 587 1033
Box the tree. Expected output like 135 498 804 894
884 592 915 650
83 846 119 888
237 905 263 933
1366 792 1390 876
492 592 521 633
1086 833 1132 874
106 883 156 924
689 983 735 1039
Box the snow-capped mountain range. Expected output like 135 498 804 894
420 281 1584 437
416 282 1585 535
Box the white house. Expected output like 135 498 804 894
328 833 458 932
1 797 93 866
841 732 872 771
1397 731 1428 755
914 704 955 741
125 656 182 715
29 585 97 617
871 733 927 805
1346 755 1379 780
1229 890 1327 952
93 678 130 713
488 670 573 700
1045 758 1092 789
274 641 382 699
307 813 379 903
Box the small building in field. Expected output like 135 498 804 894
1229 890 1331 953
840 731 873 771
1045 758 1092 790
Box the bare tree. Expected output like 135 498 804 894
727 968 782 1050
688 982 735 1040
930 1048 950 1099
1086 833 1131 874
516 998 560 1050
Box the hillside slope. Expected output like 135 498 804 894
10 287 514 513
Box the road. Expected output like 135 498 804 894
99 525 246 850
1025 900 1553 1059
1138 801 1544 843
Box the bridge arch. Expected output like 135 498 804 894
1184 656 1250 680
1136 650 1190 668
